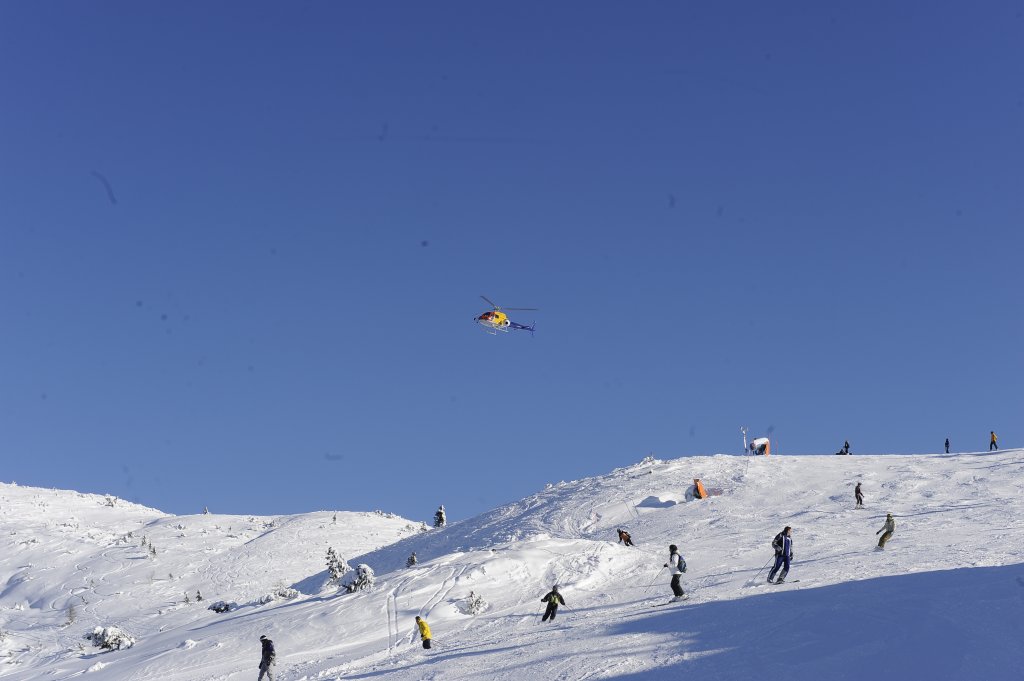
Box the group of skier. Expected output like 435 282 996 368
834 433 1003 456
253 445 1022 678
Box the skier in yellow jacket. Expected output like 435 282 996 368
415 616 432 649
990 431 998 451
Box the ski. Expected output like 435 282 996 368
645 596 689 608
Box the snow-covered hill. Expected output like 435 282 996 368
2 451 1023 680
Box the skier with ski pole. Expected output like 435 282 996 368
664 544 687 601
539 585 565 623
767 526 794 584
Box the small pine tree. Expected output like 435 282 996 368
344 564 375 592
326 547 349 582
141 536 147 547
434 505 446 528
196 590 203 602
65 603 77 626
184 592 190 604
148 545 157 559
203 506 209 515
464 590 488 615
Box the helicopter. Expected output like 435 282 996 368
475 295 537 335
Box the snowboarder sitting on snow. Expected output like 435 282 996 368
257 635 275 681
664 544 687 600
415 616 432 649
617 529 634 546
767 527 793 584
540 585 565 622
855 482 864 508
876 513 895 548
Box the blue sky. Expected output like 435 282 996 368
1 2 1021 522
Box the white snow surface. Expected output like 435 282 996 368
2 450 1023 680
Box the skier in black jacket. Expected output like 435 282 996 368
258 635 275 681
540 585 565 622
767 527 794 584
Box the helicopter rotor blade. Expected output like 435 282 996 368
480 295 500 310
500 307 538 311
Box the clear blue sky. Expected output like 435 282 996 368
2 2 1021 522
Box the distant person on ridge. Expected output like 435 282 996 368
876 513 896 549
540 585 565 622
664 544 687 600
617 529 634 546
855 482 864 508
415 616 432 649
434 505 446 528
990 431 998 451
257 635 275 681
767 527 794 584
945 438 950 454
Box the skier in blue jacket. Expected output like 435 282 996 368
767 526 793 584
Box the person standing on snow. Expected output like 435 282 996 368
876 513 896 549
617 529 634 546
415 616 432 649
990 431 998 451
945 438 950 454
855 482 864 508
257 635 275 681
767 527 794 584
540 585 565 622
664 544 687 600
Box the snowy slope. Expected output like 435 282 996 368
2 451 1023 680
0 486 421 676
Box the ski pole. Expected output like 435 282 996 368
752 555 774 583
644 567 667 594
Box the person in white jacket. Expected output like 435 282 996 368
876 513 895 549
664 544 687 601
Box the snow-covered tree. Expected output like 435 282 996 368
462 591 488 615
256 586 299 605
344 564 375 592
434 505 446 528
85 626 136 651
207 600 235 613
406 552 417 568
326 547 349 582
